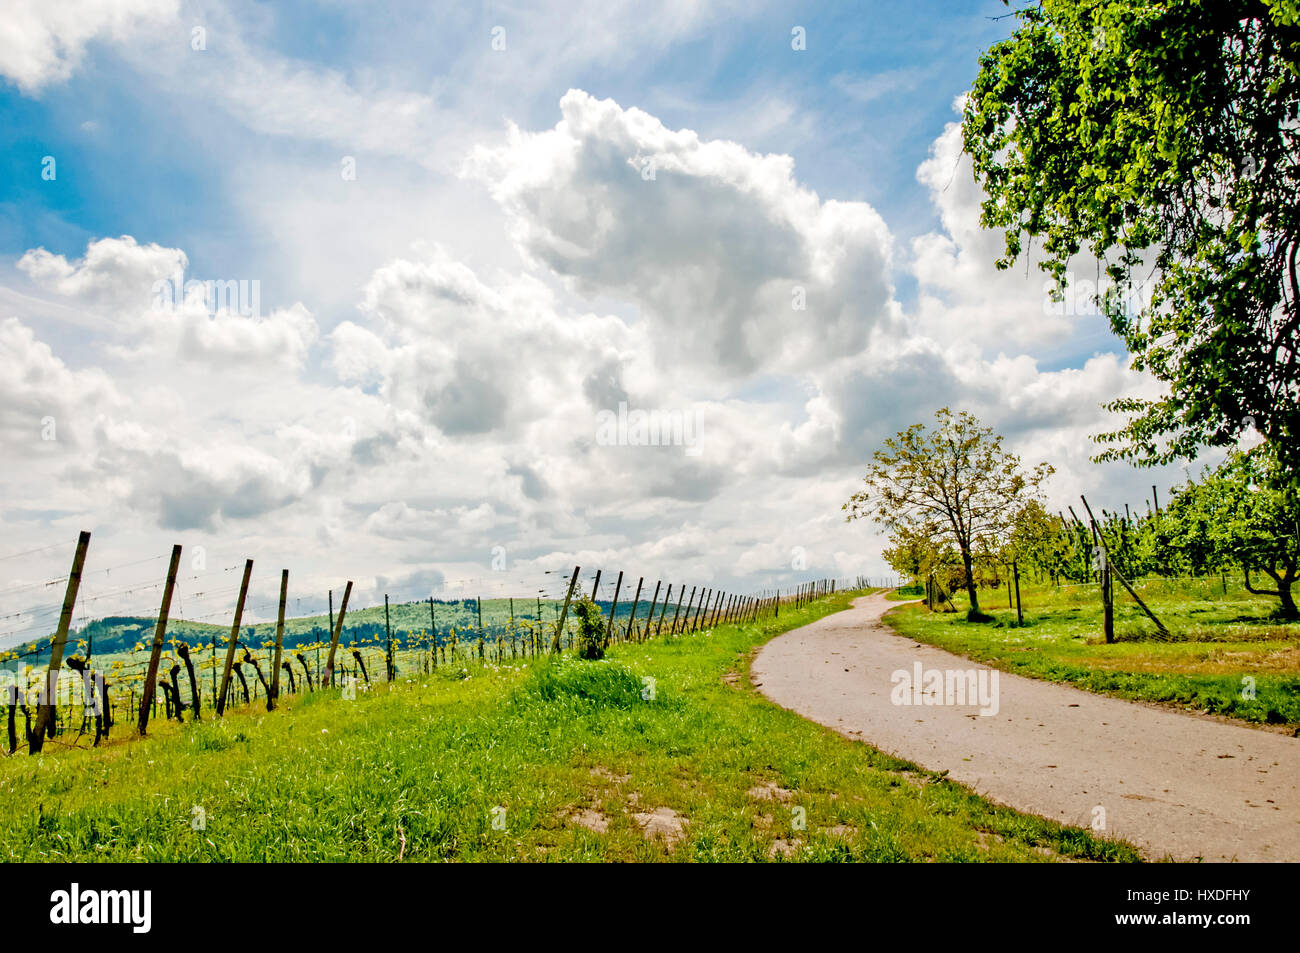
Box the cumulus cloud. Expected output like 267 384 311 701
467 90 899 378
0 85 1189 643
0 317 118 450
19 236 183 315
21 237 319 370
0 0 176 93
338 245 644 440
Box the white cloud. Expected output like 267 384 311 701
21 237 319 370
0 0 176 93
467 89 899 379
0 84 1194 644
0 317 118 450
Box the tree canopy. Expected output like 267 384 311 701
1163 445 1299 616
964 0 1300 473
844 408 1052 618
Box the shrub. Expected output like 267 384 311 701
522 656 644 709
573 597 607 660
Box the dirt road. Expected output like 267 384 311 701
751 592 1300 861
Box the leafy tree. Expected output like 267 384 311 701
844 408 1053 619
881 523 942 584
1170 446 1299 617
964 0 1300 471
1006 499 1069 581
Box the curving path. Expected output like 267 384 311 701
751 592 1300 862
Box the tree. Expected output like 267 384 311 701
1006 499 1068 581
964 0 1300 472
1170 446 1299 617
844 408 1053 620
880 523 940 585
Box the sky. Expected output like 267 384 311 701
0 0 1201 644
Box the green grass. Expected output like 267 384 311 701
884 579 1300 727
0 590 1138 862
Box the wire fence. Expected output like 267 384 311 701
2 533 882 757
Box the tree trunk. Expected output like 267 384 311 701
6 689 16 754
168 665 187 722
243 651 271 700
177 644 201 720
1279 578 1298 620
960 547 982 616
351 649 370 684
100 680 112 738
1245 566 1300 620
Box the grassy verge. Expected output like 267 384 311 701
0 590 1138 862
883 580 1300 728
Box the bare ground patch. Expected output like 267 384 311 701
633 806 688 849
746 780 795 802
560 807 610 834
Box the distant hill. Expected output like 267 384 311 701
2 594 649 667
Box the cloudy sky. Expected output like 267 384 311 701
0 0 1194 643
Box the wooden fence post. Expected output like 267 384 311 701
551 566 580 654
605 571 623 645
268 569 287 710
322 580 353 687
138 543 182 735
30 531 91 754
640 581 660 642
655 584 673 638
624 576 643 642
216 559 254 716
385 594 395 681
672 585 690 634
682 586 698 633
697 588 713 631
1081 495 1168 638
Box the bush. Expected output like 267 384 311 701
573 597 607 660
522 656 644 709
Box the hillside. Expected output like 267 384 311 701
4 594 658 667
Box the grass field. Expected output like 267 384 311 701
0 590 1138 862
883 578 1300 728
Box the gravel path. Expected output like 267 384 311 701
751 592 1300 862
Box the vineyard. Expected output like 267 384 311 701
0 530 874 756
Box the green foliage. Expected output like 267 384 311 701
0 587 1136 863
572 597 608 660
519 656 646 710
886 578 1300 726
965 0 1300 470
845 408 1052 614
1158 446 1299 617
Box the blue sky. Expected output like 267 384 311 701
1 1 1015 314
0 1 1188 642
